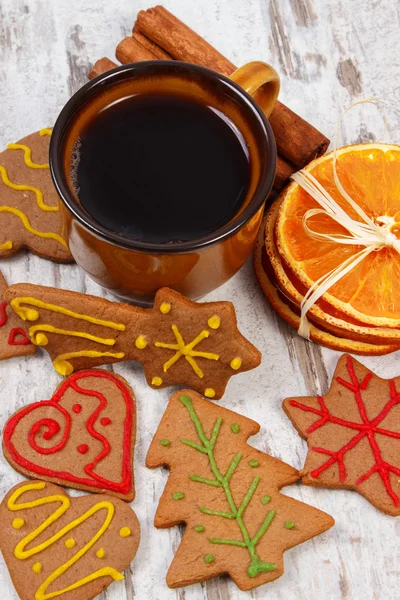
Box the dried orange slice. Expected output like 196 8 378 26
254 222 398 355
276 144 400 327
267 199 400 344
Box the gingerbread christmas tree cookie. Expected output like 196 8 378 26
283 354 400 516
0 271 35 360
3 369 136 501
146 390 334 591
5 283 261 399
0 480 140 600
0 129 73 262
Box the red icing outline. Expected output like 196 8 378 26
289 355 400 507
8 328 31 345
3 370 134 495
0 301 8 327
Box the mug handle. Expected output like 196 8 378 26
230 61 280 117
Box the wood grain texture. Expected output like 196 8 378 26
0 0 399 599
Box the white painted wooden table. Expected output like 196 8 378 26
1 1 399 598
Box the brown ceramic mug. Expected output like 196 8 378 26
50 60 279 304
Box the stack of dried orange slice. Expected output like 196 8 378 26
255 143 400 355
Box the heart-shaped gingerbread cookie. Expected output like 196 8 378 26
0 480 140 600
3 370 136 501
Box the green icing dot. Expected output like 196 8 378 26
231 423 240 434
284 520 295 529
204 554 214 564
172 492 184 501
160 439 171 446
261 496 271 505
249 460 259 468
194 525 205 533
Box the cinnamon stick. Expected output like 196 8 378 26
275 157 296 190
132 28 172 60
116 37 157 63
136 7 236 77
135 6 329 168
88 57 117 80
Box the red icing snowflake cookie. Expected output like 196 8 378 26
283 354 400 516
2 369 136 501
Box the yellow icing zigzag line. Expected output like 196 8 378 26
0 165 58 212
29 324 117 347
7 144 49 169
10 297 126 331
53 350 125 376
0 207 68 248
39 129 52 137
8 482 124 600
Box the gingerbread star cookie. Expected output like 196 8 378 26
5 283 261 399
146 390 334 591
0 480 140 600
3 369 136 501
0 271 35 360
0 129 73 262
283 354 400 516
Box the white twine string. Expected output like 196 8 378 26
290 99 400 339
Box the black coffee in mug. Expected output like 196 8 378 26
70 91 251 244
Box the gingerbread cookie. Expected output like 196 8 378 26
146 390 334 591
0 271 35 360
283 354 400 516
3 369 136 501
0 480 140 600
5 284 261 399
0 129 73 262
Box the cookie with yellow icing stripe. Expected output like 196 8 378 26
0 129 73 262
5 283 261 399
0 271 35 360
0 480 140 600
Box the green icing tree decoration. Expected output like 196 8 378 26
180 394 276 578
147 389 335 591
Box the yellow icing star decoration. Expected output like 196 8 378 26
155 325 219 378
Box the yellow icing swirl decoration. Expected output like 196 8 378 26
53 351 125 377
10 297 126 375
0 165 58 212
39 129 52 137
155 325 219 378
8 481 125 600
11 297 126 330
29 324 117 347
0 206 68 250
7 144 49 169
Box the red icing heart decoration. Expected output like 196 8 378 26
3 370 136 501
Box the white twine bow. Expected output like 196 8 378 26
290 99 399 339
